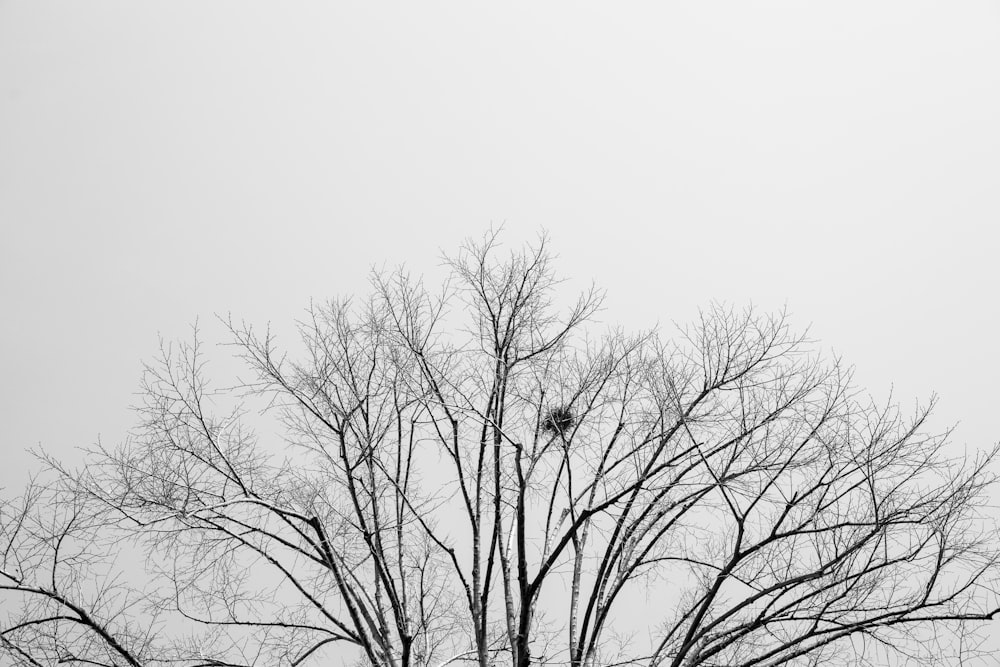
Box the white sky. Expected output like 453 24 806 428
1 1 998 509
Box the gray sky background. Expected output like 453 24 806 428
2 0 999 522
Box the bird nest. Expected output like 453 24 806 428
542 405 575 435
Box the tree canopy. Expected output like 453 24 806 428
2 233 998 667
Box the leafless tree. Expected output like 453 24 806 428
3 232 999 667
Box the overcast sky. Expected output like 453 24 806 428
2 1 998 499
